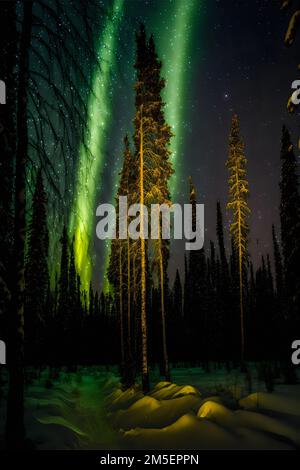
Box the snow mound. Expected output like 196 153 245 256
123 413 238 450
234 410 300 448
150 383 179 400
129 396 161 412
150 383 201 400
110 394 202 431
199 395 224 406
197 400 233 420
36 415 86 436
153 381 172 391
239 389 300 416
106 386 143 412
173 385 200 398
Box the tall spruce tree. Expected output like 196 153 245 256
226 114 250 361
272 224 284 299
25 169 49 361
0 2 16 340
216 201 231 358
108 135 135 386
6 2 33 448
58 226 69 322
170 269 183 363
187 177 207 363
216 201 229 278
69 238 78 319
131 25 173 389
279 126 300 329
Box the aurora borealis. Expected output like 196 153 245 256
69 0 124 292
27 0 300 293
69 0 201 291
158 0 199 196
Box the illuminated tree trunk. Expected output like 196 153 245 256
133 251 137 306
230 162 246 358
139 105 149 392
133 25 172 389
235 168 245 361
132 250 138 369
226 114 250 363
127 236 131 344
119 244 125 373
125 234 135 387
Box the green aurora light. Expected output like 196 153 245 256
101 0 200 291
159 0 200 199
70 0 200 292
69 0 124 292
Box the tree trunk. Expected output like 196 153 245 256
127 237 131 343
125 235 134 387
6 1 33 449
139 106 149 392
119 244 125 375
235 165 245 362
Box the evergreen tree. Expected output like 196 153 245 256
226 114 250 361
247 261 256 358
131 25 173 388
94 291 100 317
255 256 275 359
229 237 240 360
183 253 190 362
272 224 284 298
266 254 274 298
25 169 49 362
58 226 69 322
108 135 135 386
0 2 16 341
272 224 285 357
183 253 190 320
216 201 231 358
6 2 33 448
170 269 183 363
187 177 207 363
216 201 229 278
69 239 78 318
76 274 82 322
279 126 300 329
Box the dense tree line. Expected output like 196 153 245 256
21 120 300 374
17 29 300 384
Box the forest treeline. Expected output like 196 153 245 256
1 22 300 380
8 118 299 375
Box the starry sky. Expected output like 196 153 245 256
97 0 300 289
29 0 300 291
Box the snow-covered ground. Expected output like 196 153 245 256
0 366 300 449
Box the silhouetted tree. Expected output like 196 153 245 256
25 169 49 362
279 126 300 331
6 2 33 449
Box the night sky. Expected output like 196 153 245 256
29 0 300 291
